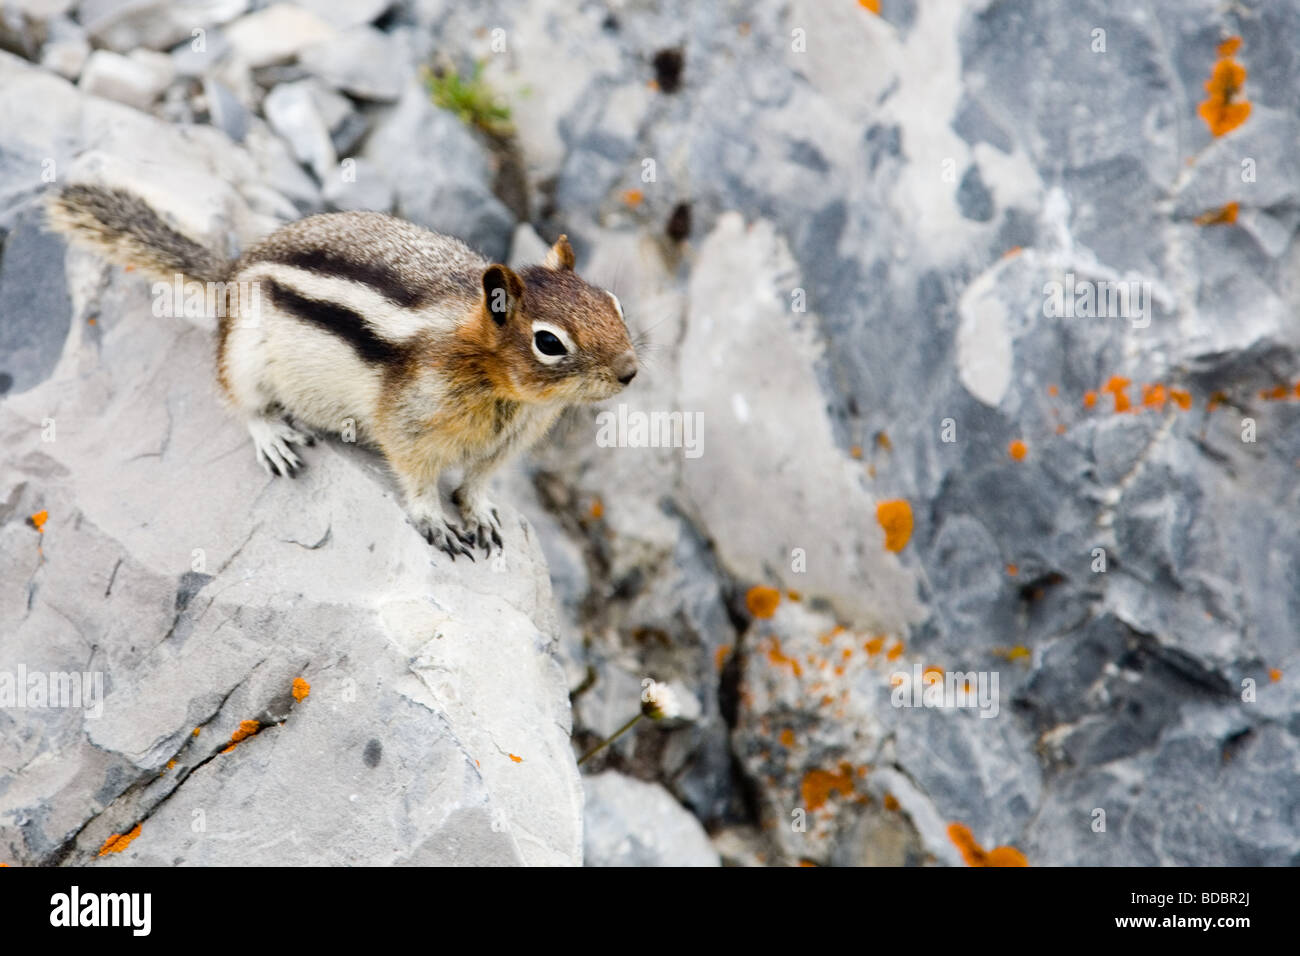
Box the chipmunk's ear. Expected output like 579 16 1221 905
544 234 575 271
482 264 525 327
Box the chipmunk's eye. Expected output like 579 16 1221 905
534 330 567 356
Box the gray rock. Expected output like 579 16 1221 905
78 49 173 111
0 203 71 397
223 3 337 69
202 77 250 143
293 0 392 31
363 80 514 260
38 18 89 80
82 0 248 53
322 157 393 212
582 771 719 866
298 26 409 102
263 80 337 182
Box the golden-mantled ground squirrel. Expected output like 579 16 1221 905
46 185 638 558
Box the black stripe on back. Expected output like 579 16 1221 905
266 247 426 308
266 279 407 365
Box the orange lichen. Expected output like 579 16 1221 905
766 638 803 678
858 0 881 13
801 762 856 811
947 822 1029 867
621 189 644 207
1002 245 1022 259
588 497 605 520
1047 384 1059 397
1083 390 1098 409
1142 384 1168 408
1055 423 1067 435
1195 201 1240 226
1006 564 1018 576
1102 376 1132 412
779 729 796 747
192 727 200 737
715 645 732 671
1008 439 1027 461
746 585 782 619
1198 39 1251 137
1207 390 1228 412
876 432 892 451
850 444 863 459
292 677 311 702
787 590 802 601
166 759 176 770
97 823 142 857
28 510 47 533
222 719 260 753
875 499 913 552
993 645 1032 662
1269 668 1282 683
1170 388 1192 410
509 753 523 763
883 793 900 812
864 636 885 656
886 641 904 661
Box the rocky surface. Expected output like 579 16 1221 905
2 0 1299 867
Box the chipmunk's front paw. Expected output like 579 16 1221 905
453 492 504 556
409 509 474 561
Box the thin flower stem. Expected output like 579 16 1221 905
577 713 643 766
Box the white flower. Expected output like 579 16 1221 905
640 679 680 721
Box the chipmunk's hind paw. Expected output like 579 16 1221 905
249 416 311 477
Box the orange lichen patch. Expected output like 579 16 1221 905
801 762 855 811
292 677 311 702
1008 439 1027 461
820 694 835 707
985 846 1030 866
86 317 96 325
947 822 1029 867
621 189 644 207
1002 245 1022 259
841 648 853 661
1207 390 1228 412
714 645 732 671
1142 384 1168 408
509 753 523 763
97 823 142 857
923 665 944 681
1055 423 1067 435
1102 376 1132 413
223 719 260 752
1194 201 1239 226
886 641 904 661
766 638 803 678
28 510 48 533
798 859 818 867
192 727 200 737
1083 390 1098 409
1047 384 1059 397
746 585 781 619
787 590 802 601
993 645 1031 662
864 636 885 656
1170 388 1192 410
1198 40 1251 137
858 0 881 13
1269 668 1282 683
875 499 913 552
883 793 900 812
588 496 604 520
166 759 177 770
1006 563 1018 576
875 431 892 451
849 444 863 459
1260 384 1291 401
779 729 796 747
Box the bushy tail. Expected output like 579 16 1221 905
45 183 229 284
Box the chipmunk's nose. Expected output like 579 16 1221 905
615 350 638 385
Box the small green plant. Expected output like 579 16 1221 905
423 61 513 136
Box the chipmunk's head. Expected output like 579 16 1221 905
477 235 637 403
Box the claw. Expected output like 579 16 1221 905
491 529 503 550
